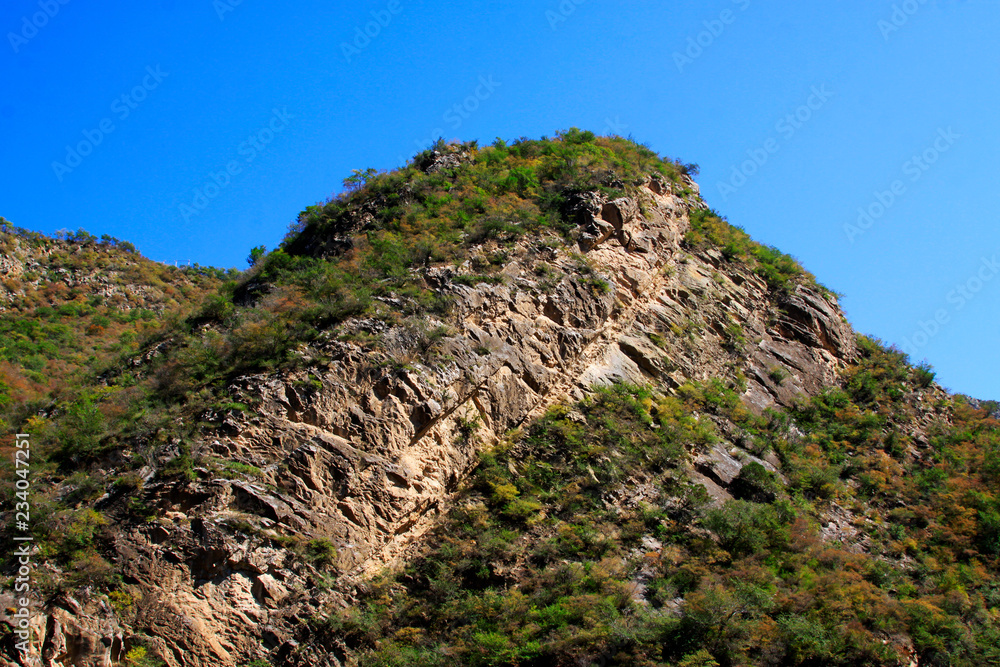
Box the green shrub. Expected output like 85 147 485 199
304 538 338 566
703 500 790 557
160 442 195 481
215 460 263 479
913 362 936 388
247 245 267 267
768 366 789 385
677 650 721 667
722 321 746 353
124 646 165 667
685 209 816 293
580 275 610 295
731 462 780 503
56 396 106 462
108 590 134 613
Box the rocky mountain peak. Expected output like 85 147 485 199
2 134 996 667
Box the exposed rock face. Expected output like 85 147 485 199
7 178 859 666
0 595 124 667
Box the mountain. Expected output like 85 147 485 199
1 132 998 667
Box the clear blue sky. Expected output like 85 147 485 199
2 1 998 399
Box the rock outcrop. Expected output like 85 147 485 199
5 176 861 667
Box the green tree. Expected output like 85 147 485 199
247 245 267 267
343 167 378 192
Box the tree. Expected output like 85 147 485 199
343 167 378 192
247 245 267 267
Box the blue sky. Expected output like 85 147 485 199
1 0 998 399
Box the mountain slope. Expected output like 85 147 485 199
0 222 228 432
1 133 998 667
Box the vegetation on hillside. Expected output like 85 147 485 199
227 130 696 369
8 132 698 471
683 209 832 296
0 221 229 434
326 342 1000 666
117 130 817 408
0 131 694 593
2 133 996 665
0 220 232 592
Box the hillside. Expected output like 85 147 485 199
1 132 998 667
0 223 229 453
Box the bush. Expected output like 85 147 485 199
731 462 780 503
57 509 107 561
247 245 267 267
305 538 338 566
677 650 720 667
703 500 789 557
210 458 262 479
108 590 134 614
160 442 195 481
66 552 120 590
768 366 789 385
124 646 164 667
913 362 936 388
54 396 105 460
